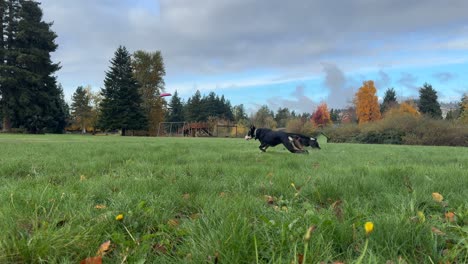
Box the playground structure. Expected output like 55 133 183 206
157 122 238 137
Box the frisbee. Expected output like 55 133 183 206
160 93 172 97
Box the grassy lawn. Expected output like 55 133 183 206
0 134 467 263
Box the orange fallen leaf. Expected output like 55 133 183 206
96 240 111 256
94 204 106 210
445 212 455 223
80 256 102 264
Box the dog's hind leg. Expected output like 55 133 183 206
284 141 308 154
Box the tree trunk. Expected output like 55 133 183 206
2 104 11 132
121 127 126 136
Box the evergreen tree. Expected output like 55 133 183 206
99 46 147 136
275 107 291 128
184 90 203 121
459 94 468 124
381 87 398 113
0 1 66 133
166 90 184 122
0 0 20 131
71 86 92 133
418 83 442 119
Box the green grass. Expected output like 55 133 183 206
0 134 467 263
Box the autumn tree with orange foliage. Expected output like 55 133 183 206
386 101 420 117
354 80 381 124
311 103 332 127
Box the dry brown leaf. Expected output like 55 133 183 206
96 240 111 256
297 254 304 264
80 256 102 264
219 192 226 198
264 195 275 205
153 243 167 254
182 193 190 200
431 227 446 236
94 204 106 210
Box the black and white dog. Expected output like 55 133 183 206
245 125 320 154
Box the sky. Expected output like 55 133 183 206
40 0 468 113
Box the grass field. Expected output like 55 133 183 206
0 134 467 263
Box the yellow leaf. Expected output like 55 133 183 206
115 214 124 221
432 192 443 203
417 211 425 223
96 240 111 256
80 175 87 181
94 204 106 210
364 221 374 235
167 219 179 227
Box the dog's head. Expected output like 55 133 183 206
307 137 321 149
245 125 256 140
295 136 320 149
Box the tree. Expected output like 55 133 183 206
233 104 248 122
459 94 468 124
311 103 332 127
418 83 442 119
386 101 420 117
355 80 381 124
132 50 166 135
184 90 203 121
381 88 398 113
1 0 20 131
9 1 66 133
166 90 184 122
275 107 291 128
99 46 147 136
252 105 277 128
70 86 92 133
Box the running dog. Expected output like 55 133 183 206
245 125 320 154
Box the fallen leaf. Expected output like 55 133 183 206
219 192 226 198
182 193 190 200
96 240 111 256
94 204 107 210
297 254 304 264
432 192 443 203
167 219 179 227
153 243 167 254
332 200 343 221
80 175 87 181
264 195 275 205
445 212 455 223
80 256 102 264
431 227 446 236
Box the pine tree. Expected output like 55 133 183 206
185 90 203 121
459 94 468 124
0 1 66 133
381 88 398 113
166 91 184 122
99 46 147 136
71 86 92 133
233 104 247 122
418 83 442 119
